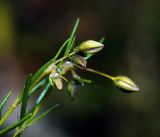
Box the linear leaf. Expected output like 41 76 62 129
53 38 70 60
64 18 80 55
14 83 52 137
20 74 32 119
28 104 60 126
35 83 52 106
0 113 31 136
29 78 47 95
14 104 60 136
0 91 12 119
99 37 105 43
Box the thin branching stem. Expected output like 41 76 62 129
74 64 114 80
0 97 21 126
0 114 32 135
85 68 115 80
0 91 12 119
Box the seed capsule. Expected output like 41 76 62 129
113 76 140 93
79 40 104 54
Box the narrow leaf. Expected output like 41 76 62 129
13 83 52 137
99 37 105 43
29 78 47 95
53 38 70 60
0 113 31 136
14 105 59 135
0 91 12 119
27 104 60 127
20 74 32 119
35 83 52 106
65 18 80 55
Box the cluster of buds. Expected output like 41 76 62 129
46 39 139 99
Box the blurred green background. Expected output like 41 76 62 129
0 0 160 137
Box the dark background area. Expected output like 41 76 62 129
0 0 160 137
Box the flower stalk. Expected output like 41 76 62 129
76 66 139 93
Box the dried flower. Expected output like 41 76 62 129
72 55 87 68
49 71 63 90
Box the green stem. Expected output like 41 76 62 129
75 64 115 80
13 104 60 137
28 104 60 127
54 38 71 60
55 50 78 64
0 97 21 126
20 74 32 119
0 91 12 119
65 18 80 55
86 68 114 80
0 114 31 135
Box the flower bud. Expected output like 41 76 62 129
79 40 104 54
113 76 140 93
67 81 78 100
72 55 87 68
